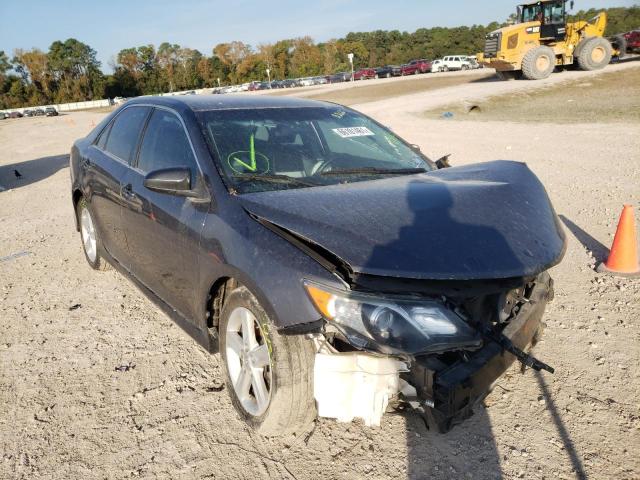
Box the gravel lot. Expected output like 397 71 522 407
1 62 639 480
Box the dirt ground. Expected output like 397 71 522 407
1 60 639 480
423 65 640 123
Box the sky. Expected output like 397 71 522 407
0 0 633 72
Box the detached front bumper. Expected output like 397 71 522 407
408 272 553 433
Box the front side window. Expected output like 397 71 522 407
521 5 542 22
104 106 151 164
199 106 432 194
137 109 198 183
520 2 563 23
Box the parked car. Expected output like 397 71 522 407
8 111 23 118
45 107 59 117
438 55 473 71
465 56 482 69
374 65 400 78
401 59 432 75
280 79 298 88
622 29 640 52
70 95 563 436
353 67 376 80
23 109 35 117
34 108 45 116
248 81 271 91
326 72 349 83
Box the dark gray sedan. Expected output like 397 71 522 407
70 95 564 435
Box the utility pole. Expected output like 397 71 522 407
266 68 271 88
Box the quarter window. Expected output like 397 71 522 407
96 123 111 150
104 106 151 164
137 109 198 183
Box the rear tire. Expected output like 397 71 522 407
521 46 556 80
220 286 316 436
76 197 111 271
611 34 627 60
577 37 612 71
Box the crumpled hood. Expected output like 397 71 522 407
238 160 566 280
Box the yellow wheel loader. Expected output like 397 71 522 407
478 0 621 80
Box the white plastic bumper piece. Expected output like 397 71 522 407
314 352 407 427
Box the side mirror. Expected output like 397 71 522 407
410 144 421 151
435 154 452 169
143 167 192 194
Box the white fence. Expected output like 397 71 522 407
1 98 112 114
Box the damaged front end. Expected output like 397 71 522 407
305 272 555 432
240 160 565 431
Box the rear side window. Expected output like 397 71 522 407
104 106 151 164
137 109 198 182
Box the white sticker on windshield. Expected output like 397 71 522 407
332 126 375 138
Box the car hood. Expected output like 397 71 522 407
238 160 566 281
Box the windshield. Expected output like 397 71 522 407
198 106 432 193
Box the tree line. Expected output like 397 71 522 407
1 5 638 109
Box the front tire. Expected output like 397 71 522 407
76 197 111 271
577 37 613 71
521 46 556 80
220 286 316 436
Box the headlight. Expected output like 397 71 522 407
305 282 482 355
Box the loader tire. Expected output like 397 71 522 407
521 46 556 80
577 37 612 71
612 34 627 59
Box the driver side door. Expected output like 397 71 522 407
120 107 207 321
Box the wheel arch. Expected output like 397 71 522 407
72 188 84 231
205 276 238 331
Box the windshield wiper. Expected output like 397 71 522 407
320 167 427 176
232 173 317 187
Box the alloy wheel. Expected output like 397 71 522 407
80 207 97 263
225 307 273 416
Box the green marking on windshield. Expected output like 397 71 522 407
232 134 257 171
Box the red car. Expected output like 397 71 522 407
623 30 640 52
401 59 432 75
353 68 376 80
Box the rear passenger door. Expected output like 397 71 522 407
89 105 151 268
120 107 206 321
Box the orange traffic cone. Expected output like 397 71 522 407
597 204 640 277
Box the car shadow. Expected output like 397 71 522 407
361 176 534 478
0 154 69 191
402 406 502 479
558 214 609 263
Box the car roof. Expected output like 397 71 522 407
126 94 335 113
